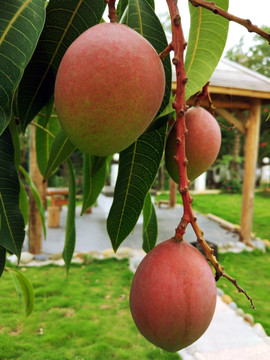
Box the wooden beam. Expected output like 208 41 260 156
240 100 261 244
208 86 270 100
172 82 270 100
215 108 246 134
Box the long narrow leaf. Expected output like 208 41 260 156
20 165 46 239
124 0 171 119
43 130 76 180
81 155 107 215
7 267 35 317
0 127 25 259
19 179 29 227
0 246 6 278
107 120 167 251
62 159 76 274
0 0 47 135
184 0 229 101
142 192 157 253
16 0 106 130
35 113 61 176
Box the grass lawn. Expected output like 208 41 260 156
0 258 180 360
218 250 270 336
155 191 270 240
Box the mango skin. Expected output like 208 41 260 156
54 22 165 156
129 239 217 352
165 107 221 183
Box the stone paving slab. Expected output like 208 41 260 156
179 297 270 360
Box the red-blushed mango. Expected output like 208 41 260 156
129 239 217 352
54 22 165 156
165 107 221 183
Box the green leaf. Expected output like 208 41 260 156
117 0 128 20
185 0 229 101
0 0 47 135
35 113 61 176
43 130 76 180
15 0 106 131
0 246 6 278
107 120 167 251
19 179 29 227
142 192 157 253
81 155 107 215
9 119 21 170
124 0 172 118
7 267 35 317
62 159 76 274
0 127 25 258
20 165 46 239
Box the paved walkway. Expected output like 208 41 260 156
39 193 243 254
24 194 270 360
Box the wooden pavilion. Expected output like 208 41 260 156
172 58 270 244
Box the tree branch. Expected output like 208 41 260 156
166 0 255 309
189 0 270 43
105 0 118 23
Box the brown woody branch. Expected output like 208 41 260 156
105 0 118 23
166 0 255 309
189 0 270 43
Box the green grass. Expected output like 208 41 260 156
0 259 180 360
155 191 270 240
218 250 270 336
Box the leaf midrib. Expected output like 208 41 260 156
185 7 202 76
115 141 137 244
0 0 32 46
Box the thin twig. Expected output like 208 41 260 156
105 0 118 23
166 0 255 309
189 0 270 43
159 43 174 60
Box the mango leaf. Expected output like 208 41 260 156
116 0 128 20
36 113 61 176
142 192 157 253
0 0 47 135
9 119 21 170
20 166 46 239
184 0 229 101
43 130 76 180
124 0 172 119
7 267 35 317
0 246 6 278
81 155 107 215
19 179 29 227
62 159 76 274
15 0 106 131
0 127 25 259
107 120 168 251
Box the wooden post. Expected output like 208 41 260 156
29 125 43 254
240 100 261 243
169 178 177 208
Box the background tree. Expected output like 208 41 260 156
226 26 270 165
226 26 270 77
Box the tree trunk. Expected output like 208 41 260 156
29 125 43 254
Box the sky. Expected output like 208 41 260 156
155 1 269 54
